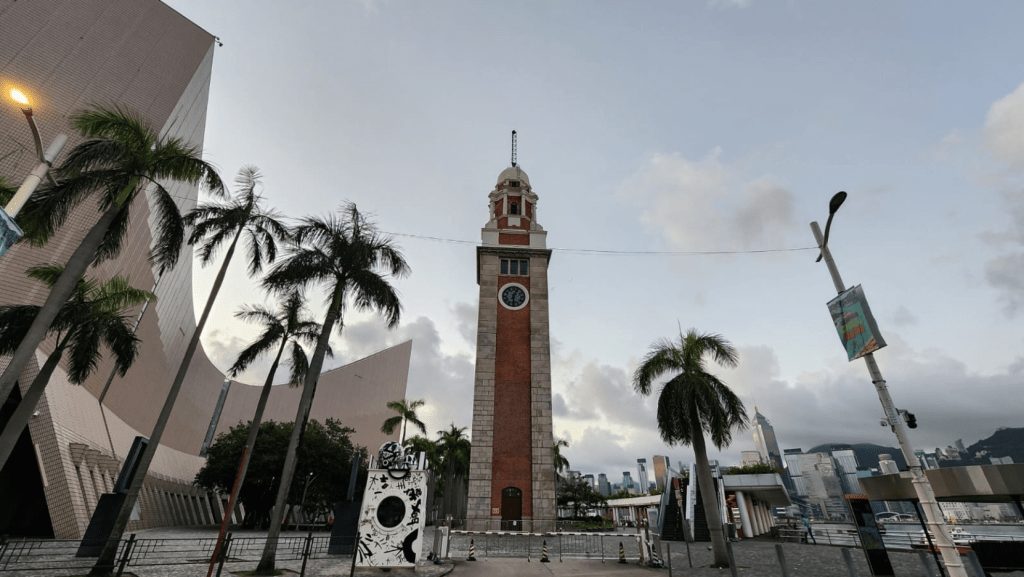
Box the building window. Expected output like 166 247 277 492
510 202 519 215
500 259 529 276
509 180 520 188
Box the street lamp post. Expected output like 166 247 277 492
4 89 68 218
811 192 967 577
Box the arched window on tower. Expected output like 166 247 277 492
510 202 519 215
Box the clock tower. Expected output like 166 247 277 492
466 162 556 532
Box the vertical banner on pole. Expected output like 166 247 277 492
827 285 887 361
0 207 23 259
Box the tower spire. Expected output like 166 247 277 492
511 130 517 167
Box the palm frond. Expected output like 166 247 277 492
381 415 402 435
72 105 155 151
228 323 285 376
287 340 309 387
92 201 132 265
0 305 40 355
148 181 186 271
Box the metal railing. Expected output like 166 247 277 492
0 532 350 576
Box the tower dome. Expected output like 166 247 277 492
496 165 530 188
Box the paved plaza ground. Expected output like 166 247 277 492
2 525 1021 576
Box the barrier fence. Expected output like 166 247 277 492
447 530 646 562
0 533 350 576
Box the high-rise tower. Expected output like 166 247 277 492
753 407 793 490
466 160 556 531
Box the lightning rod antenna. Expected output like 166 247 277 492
511 130 517 167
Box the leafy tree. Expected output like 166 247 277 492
0 107 225 478
553 438 570 473
723 463 778 475
608 489 634 500
381 398 427 444
632 329 750 569
255 203 410 574
557 476 607 519
195 419 362 529
93 165 286 575
0 266 153 466
437 423 471 481
404 435 441 471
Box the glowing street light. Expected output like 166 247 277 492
3 87 68 218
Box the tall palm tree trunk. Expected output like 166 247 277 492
256 289 342 573
91 227 243 576
205 338 286 577
691 411 729 567
0 346 64 466
0 206 120 420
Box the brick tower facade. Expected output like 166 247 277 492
466 165 556 531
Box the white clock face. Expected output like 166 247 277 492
500 283 529 310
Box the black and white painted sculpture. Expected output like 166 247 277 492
354 443 428 568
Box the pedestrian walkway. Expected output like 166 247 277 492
3 527 1023 576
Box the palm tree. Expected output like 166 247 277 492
437 424 471 478
0 105 225 440
381 398 427 445
553 438 570 474
91 165 284 574
632 329 749 568
204 290 323 576
0 266 153 467
254 202 410 574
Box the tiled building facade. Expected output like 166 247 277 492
1 0 409 539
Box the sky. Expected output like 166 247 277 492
164 0 1024 483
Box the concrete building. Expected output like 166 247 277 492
0 0 409 539
784 450 848 519
637 458 649 494
652 455 669 490
741 451 762 467
879 454 900 475
466 163 556 531
597 473 610 496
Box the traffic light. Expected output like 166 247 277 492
903 411 917 429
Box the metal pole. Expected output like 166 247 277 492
667 542 673 577
725 540 738 577
775 544 790 577
811 221 968 577
4 132 67 218
841 548 860 577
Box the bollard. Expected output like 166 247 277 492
725 540 739 577
467 538 476 561
216 533 233 577
114 534 136 577
541 540 550 562
648 540 662 568
618 541 627 564
299 531 313 577
775 544 791 577
667 542 673 577
841 548 860 577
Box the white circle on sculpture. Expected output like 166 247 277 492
499 282 529 310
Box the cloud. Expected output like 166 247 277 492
985 253 1024 316
327 315 476 438
451 301 477 345
891 306 918 328
980 83 1024 316
553 336 1024 479
984 82 1024 171
618 149 797 253
709 0 752 7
